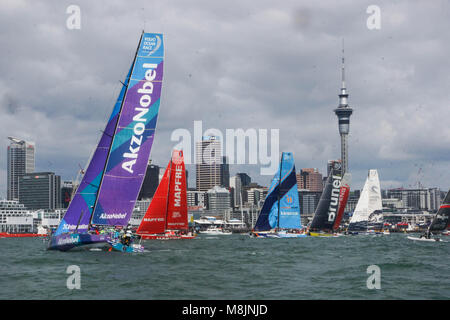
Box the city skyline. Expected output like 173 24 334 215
1 1 450 198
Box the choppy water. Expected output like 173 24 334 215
0 233 448 300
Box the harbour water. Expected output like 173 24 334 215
0 233 448 300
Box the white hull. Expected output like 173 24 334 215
199 228 232 235
407 236 444 242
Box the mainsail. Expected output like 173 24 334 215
137 150 188 235
54 32 164 236
91 33 164 226
347 169 382 231
253 152 301 231
166 150 188 231
309 162 342 232
429 189 450 232
332 172 351 231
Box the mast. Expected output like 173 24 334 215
89 31 144 228
164 158 173 232
277 153 283 231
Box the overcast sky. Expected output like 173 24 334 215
1 0 450 197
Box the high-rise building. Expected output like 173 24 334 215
326 160 341 177
298 189 322 223
138 163 160 200
61 181 74 208
296 168 323 192
230 173 251 208
237 173 251 187
19 172 61 210
221 156 230 188
7 137 35 201
196 136 222 191
333 43 353 174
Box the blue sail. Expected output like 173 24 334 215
254 152 301 231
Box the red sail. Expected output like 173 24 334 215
137 162 171 235
333 176 351 231
166 150 188 231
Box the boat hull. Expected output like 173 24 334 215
346 231 386 235
107 239 145 253
308 232 340 237
407 236 444 242
48 233 111 251
199 231 232 235
252 231 307 238
140 234 196 240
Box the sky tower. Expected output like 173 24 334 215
334 40 353 174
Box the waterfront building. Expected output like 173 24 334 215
382 198 404 210
0 200 33 233
7 137 35 201
296 168 323 192
196 136 223 191
18 172 61 210
31 209 65 232
138 162 160 200
333 43 353 174
246 187 268 207
386 188 441 212
206 186 231 214
129 199 152 227
187 189 206 208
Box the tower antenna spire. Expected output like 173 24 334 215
341 38 345 88
334 38 353 174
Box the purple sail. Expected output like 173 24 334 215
53 66 132 236
91 33 164 226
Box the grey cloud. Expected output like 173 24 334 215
0 0 449 197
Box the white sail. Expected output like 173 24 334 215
349 169 382 225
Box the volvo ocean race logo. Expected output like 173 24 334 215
122 61 159 174
328 175 342 222
142 35 162 56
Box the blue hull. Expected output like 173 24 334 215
252 231 308 238
108 240 145 253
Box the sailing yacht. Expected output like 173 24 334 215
251 152 307 238
308 161 350 237
48 32 164 252
346 169 384 235
137 150 196 240
408 189 450 242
